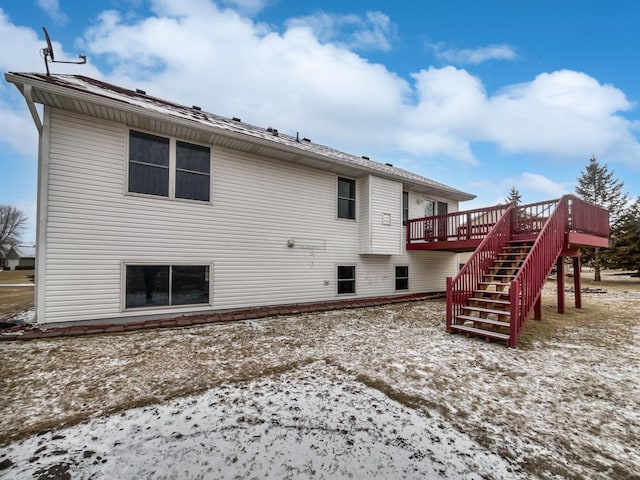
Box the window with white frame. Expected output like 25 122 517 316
128 130 211 202
337 177 356 219
395 266 409 290
337 265 356 294
125 264 210 309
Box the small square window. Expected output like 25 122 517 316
337 177 356 219
395 266 409 290
337 265 356 294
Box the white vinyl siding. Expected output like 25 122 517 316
359 175 402 255
40 107 460 325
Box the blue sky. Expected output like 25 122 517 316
1 0 639 243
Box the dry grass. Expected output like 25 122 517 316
0 269 34 318
0 270 638 479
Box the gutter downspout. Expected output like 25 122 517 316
21 83 46 325
23 84 43 134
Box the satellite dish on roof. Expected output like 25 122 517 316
41 27 87 75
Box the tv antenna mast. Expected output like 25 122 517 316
41 27 87 75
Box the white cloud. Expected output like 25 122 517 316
36 0 69 26
219 0 271 16
2 2 639 172
80 3 408 155
429 42 518 65
286 10 395 52
505 173 569 199
487 70 640 164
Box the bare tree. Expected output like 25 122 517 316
0 205 28 246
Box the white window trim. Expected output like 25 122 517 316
120 260 214 312
124 127 214 205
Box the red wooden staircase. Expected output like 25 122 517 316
407 195 610 347
450 239 534 343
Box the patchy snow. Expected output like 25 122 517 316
1 363 529 480
1 279 638 479
0 307 35 329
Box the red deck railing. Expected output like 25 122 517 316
446 206 514 332
512 198 559 235
567 196 610 237
407 204 509 244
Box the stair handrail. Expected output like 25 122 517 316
508 195 570 347
446 205 514 331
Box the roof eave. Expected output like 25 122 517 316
5 72 476 202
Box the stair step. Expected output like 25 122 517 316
469 297 511 306
473 289 510 297
456 315 510 328
462 305 510 316
478 282 511 289
484 274 516 279
449 324 510 341
487 268 518 274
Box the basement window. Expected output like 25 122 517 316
337 265 356 294
125 264 210 309
128 130 211 202
395 266 409 290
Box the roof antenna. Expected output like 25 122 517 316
42 27 87 75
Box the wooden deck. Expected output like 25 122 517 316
407 197 609 252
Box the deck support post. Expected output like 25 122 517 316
556 256 565 314
534 296 542 320
445 277 453 332
573 256 582 309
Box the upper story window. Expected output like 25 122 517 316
128 130 211 202
129 131 170 197
176 141 211 201
402 191 409 225
337 177 356 219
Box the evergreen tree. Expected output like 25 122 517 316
505 186 522 206
575 156 629 226
608 197 640 276
575 156 630 281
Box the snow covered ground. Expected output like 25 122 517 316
1 278 639 479
1 363 529 480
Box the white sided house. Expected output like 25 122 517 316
6 73 474 328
